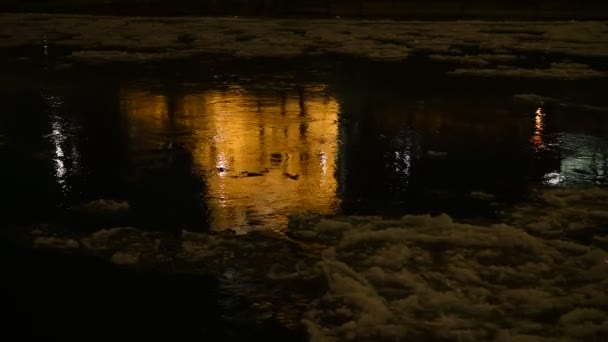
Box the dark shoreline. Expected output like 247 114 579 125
1 238 306 341
2 0 608 20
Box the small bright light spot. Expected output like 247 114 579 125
216 153 228 176
43 36 48 57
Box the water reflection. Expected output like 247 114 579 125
120 83 339 232
6 63 606 230
41 91 79 196
542 134 608 186
531 105 545 153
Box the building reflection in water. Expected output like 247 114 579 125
120 83 339 232
531 105 545 153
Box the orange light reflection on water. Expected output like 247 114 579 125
121 84 339 232
531 106 545 152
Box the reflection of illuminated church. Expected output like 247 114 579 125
120 83 339 231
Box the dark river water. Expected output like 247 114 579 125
1 56 607 232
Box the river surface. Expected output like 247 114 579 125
1 55 607 233
1 30 608 341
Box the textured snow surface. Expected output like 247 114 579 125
290 187 608 341
1 14 607 78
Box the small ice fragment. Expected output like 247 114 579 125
470 191 496 201
426 150 448 159
111 250 140 265
34 237 79 249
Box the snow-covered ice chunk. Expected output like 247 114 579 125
297 187 608 341
34 236 79 249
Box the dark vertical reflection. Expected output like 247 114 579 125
119 84 209 231
1 85 58 223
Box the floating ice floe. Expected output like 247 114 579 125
449 62 607 79
71 199 129 216
469 191 496 201
513 94 608 112
426 150 448 159
33 236 79 249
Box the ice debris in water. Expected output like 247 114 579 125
33 236 79 249
509 187 608 239
290 187 608 341
110 250 141 265
71 199 129 216
470 191 496 201
80 227 160 265
426 150 448 159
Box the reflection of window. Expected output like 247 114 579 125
531 106 545 152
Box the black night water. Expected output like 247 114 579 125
1 56 607 232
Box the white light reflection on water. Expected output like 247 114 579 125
41 92 78 194
51 120 66 181
43 36 48 57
